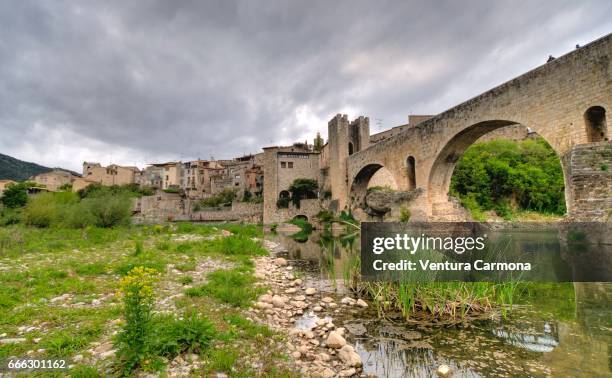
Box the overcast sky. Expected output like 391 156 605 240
1 1 611 171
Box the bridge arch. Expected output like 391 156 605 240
349 163 399 208
427 120 570 214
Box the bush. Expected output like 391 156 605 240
399 207 411 222
23 192 78 227
82 193 132 228
288 178 318 208
197 189 236 208
150 313 215 358
0 182 31 208
276 197 289 209
21 191 131 229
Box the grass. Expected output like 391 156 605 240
0 222 294 376
185 268 265 307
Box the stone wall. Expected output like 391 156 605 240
563 142 612 221
133 192 263 224
191 202 263 223
264 198 321 224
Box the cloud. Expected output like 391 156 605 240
0 0 610 171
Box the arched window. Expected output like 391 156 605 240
348 142 354 155
406 156 416 189
585 106 608 142
279 190 290 199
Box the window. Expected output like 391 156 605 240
281 162 287 168
348 142 354 155
288 162 294 168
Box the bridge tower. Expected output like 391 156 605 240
328 114 370 210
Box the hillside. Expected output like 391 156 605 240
0 153 79 181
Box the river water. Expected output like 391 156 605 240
266 229 611 377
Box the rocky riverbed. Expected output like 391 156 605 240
248 240 371 377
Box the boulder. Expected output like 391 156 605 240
338 345 362 367
326 331 346 349
365 188 422 214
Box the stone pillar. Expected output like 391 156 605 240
328 114 350 210
563 142 612 221
262 147 278 224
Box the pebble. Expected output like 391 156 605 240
274 258 288 266
0 338 26 344
305 287 317 295
356 299 368 308
437 364 452 377
322 297 334 303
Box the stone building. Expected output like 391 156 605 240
180 160 224 199
151 162 182 190
30 169 79 191
137 165 164 189
262 143 322 223
82 162 139 186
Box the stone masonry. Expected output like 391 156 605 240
341 33 611 220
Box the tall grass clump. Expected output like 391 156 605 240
115 267 159 373
361 281 523 323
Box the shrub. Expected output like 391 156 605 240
288 178 318 208
115 267 159 373
399 207 411 222
276 197 289 209
23 192 60 227
150 313 215 358
0 182 31 208
82 193 132 228
198 189 236 208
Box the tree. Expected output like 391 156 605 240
0 182 31 208
288 178 318 208
314 133 324 152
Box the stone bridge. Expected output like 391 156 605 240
341 33 611 220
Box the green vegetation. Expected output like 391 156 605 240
22 191 132 228
287 217 314 242
0 184 135 229
77 183 154 199
115 267 159 373
359 281 524 323
0 181 32 208
194 189 237 210
186 268 264 307
451 138 566 220
288 178 318 208
0 223 293 376
399 206 411 222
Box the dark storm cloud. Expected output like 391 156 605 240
0 0 610 169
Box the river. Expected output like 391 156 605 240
266 228 611 377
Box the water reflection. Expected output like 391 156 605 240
267 229 611 377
